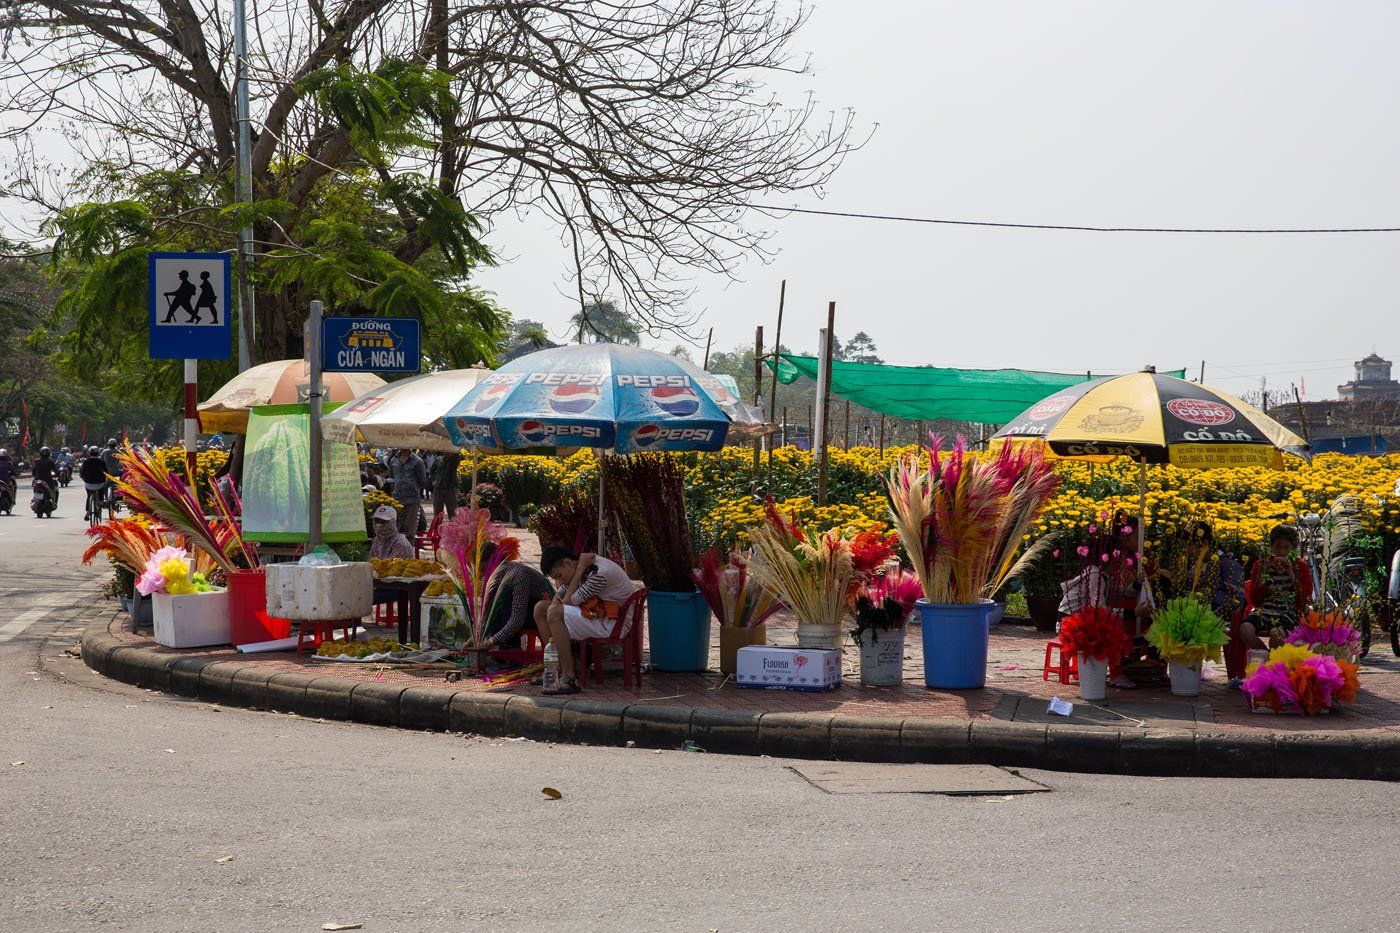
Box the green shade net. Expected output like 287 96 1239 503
769 355 1187 424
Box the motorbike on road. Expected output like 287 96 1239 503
58 463 73 487
0 479 14 515
31 478 56 519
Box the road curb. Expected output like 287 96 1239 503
80 620 1400 780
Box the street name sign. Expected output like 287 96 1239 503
321 317 422 373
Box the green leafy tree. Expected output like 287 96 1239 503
570 299 640 345
3 0 858 356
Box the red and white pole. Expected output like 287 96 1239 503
183 358 199 479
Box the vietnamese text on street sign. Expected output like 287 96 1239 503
148 252 232 360
321 317 422 373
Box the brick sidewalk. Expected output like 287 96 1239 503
99 601 1400 734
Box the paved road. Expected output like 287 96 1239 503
3 481 1399 932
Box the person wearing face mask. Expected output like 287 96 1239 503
369 505 414 560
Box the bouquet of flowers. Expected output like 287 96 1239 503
114 446 256 574
1145 596 1228 666
745 500 858 629
1241 643 1361 715
887 436 1060 605
851 569 922 644
438 507 520 648
1285 610 1362 662
693 548 783 629
135 546 217 596
1057 606 1132 662
602 454 695 592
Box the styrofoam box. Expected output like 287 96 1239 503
736 646 842 692
265 562 373 621
153 589 231 648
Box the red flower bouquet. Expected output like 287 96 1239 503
1057 607 1131 663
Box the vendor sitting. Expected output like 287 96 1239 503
534 546 637 696
1241 524 1312 650
475 558 553 651
370 505 414 560
1156 521 1244 617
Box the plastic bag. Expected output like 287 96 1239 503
299 544 343 567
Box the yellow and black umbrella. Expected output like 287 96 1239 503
990 367 1310 553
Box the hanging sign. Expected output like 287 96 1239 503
148 252 232 359
321 317 421 373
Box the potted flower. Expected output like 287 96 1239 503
1057 606 1132 700
887 437 1061 688
603 454 706 671
1145 596 1229 696
1241 643 1361 714
114 447 270 643
137 546 231 648
1285 610 1362 663
745 501 859 650
82 516 172 628
694 548 783 675
850 569 921 685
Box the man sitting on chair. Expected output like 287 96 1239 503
535 546 636 696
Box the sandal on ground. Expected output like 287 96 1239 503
542 677 581 696
1108 676 1137 690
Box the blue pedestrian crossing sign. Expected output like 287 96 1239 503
148 252 232 359
321 316 422 373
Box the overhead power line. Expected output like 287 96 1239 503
748 204 1400 234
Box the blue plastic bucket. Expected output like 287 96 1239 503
647 589 712 672
919 599 994 689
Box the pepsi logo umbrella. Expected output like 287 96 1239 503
438 344 744 452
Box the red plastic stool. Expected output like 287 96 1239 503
296 619 357 654
1043 638 1079 685
375 601 397 627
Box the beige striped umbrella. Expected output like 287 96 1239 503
198 359 386 434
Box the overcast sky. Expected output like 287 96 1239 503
7 2 1397 401
476 1 1400 400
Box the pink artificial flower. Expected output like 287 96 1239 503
1122 525 1133 535
1076 545 1090 558
1100 553 1110 563
1112 549 1121 557
135 567 166 596
136 546 187 596
1052 549 1061 558
1088 524 1098 535
1124 557 1134 567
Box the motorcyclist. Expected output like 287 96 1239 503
56 446 74 485
31 446 58 510
0 448 15 511
79 445 109 520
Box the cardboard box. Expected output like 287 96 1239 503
736 646 842 692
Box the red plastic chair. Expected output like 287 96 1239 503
415 512 445 559
576 588 648 689
1042 638 1079 684
1224 580 1262 679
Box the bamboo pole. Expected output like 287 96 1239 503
766 280 785 471
878 414 885 454
843 399 850 449
817 301 835 506
752 325 763 471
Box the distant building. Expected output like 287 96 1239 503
1338 353 1400 401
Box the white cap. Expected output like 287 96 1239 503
372 505 398 523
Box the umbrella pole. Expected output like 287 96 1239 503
597 457 606 555
1138 457 1147 558
470 447 479 511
